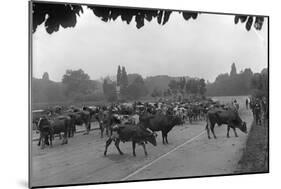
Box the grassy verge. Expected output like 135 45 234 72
236 119 269 173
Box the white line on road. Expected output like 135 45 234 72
121 130 206 181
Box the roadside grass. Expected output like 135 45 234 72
236 119 269 173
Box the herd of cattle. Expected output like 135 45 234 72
32 97 267 156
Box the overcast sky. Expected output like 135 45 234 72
32 6 268 82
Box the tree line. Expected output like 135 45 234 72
33 63 268 104
206 63 268 98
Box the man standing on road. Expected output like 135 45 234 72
246 98 249 110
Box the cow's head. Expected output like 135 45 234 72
37 116 51 131
239 121 247 134
146 130 157 146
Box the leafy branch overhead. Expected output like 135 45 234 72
234 15 264 31
32 3 265 34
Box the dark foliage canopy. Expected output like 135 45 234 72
32 2 265 34
234 15 264 31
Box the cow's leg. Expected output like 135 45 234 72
74 124 76 133
100 122 104 138
49 132 53 147
62 127 68 145
72 124 75 137
161 131 165 144
45 135 49 146
105 126 109 136
83 122 89 135
210 124 217 139
227 125 230 138
65 131 68 144
206 119 211 139
68 128 71 138
40 133 46 149
104 138 112 156
165 133 169 144
61 132 66 145
256 113 259 125
88 121 91 134
232 127 238 137
140 142 148 156
37 132 41 146
206 127 211 139
37 138 41 146
114 139 123 155
132 141 136 156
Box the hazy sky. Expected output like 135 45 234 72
32 6 268 82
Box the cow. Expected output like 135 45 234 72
140 114 183 144
104 124 157 156
48 110 76 138
37 116 69 149
96 110 113 138
62 112 77 137
82 106 99 122
69 109 91 135
205 108 247 139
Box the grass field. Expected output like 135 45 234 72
235 119 269 173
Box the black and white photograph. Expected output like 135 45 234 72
29 1 269 188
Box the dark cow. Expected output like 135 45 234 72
206 108 247 139
104 124 157 156
83 106 99 121
96 110 122 138
48 110 76 138
140 114 183 144
61 112 76 137
96 110 113 138
37 116 69 149
69 109 91 135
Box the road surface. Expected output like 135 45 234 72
30 98 253 187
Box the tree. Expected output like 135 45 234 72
206 66 266 96
168 80 178 96
250 71 268 98
198 79 206 96
120 66 128 97
178 77 186 95
42 72 49 80
32 2 197 34
190 79 199 94
151 88 162 98
120 66 128 87
126 75 148 100
103 78 117 102
164 89 172 97
117 65 122 86
32 2 264 34
62 69 93 96
234 15 264 31
230 63 237 77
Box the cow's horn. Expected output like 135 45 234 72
146 128 153 133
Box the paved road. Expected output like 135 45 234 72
30 105 252 187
